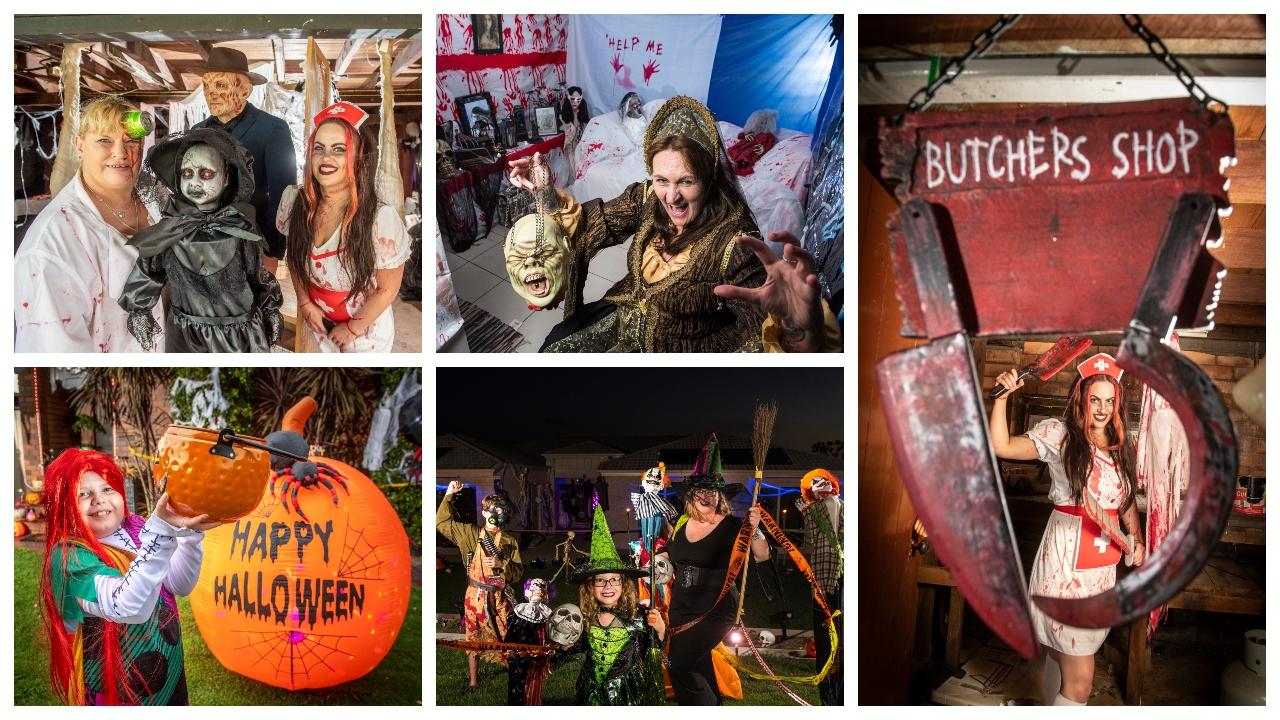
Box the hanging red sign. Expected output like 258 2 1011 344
879 98 1235 337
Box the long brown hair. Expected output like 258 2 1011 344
578 574 639 620
1061 375 1136 514
644 135 745 256
286 118 378 299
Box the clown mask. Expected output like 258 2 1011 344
504 213 569 309
179 144 228 211
811 475 834 500
641 466 664 494
525 578 549 604
203 71 251 122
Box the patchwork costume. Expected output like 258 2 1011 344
51 513 205 704
118 128 283 352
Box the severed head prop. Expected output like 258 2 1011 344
504 213 569 309
548 603 583 645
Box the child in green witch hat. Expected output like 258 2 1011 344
559 494 666 705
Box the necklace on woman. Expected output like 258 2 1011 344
87 184 138 230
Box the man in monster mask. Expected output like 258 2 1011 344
118 127 283 352
503 212 570 310
192 46 295 269
437 481 523 688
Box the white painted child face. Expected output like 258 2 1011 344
590 573 624 607
180 144 227 210
78 471 125 537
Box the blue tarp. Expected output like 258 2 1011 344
707 14 839 135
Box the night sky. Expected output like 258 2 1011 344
436 367 843 451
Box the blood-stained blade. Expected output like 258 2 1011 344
877 200 1036 658
1033 193 1238 628
878 336 1037 658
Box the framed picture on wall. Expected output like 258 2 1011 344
472 15 503 55
455 92 495 138
533 106 559 139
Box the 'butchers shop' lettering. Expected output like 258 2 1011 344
923 120 1200 190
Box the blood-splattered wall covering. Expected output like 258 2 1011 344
435 14 568 126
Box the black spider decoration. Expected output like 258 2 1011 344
270 460 349 522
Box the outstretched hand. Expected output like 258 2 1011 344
712 232 823 352
508 151 552 192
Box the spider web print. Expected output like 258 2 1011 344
337 524 386 580
233 628 358 687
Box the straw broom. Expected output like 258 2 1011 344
735 399 778 624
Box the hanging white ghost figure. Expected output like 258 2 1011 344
548 602 583 646
179 143 228 211
514 577 553 623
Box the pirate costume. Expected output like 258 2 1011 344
435 493 524 666
561 498 664 706
118 127 283 352
665 434 746 705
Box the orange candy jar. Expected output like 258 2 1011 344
154 425 270 523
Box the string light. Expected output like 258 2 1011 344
32 368 45 473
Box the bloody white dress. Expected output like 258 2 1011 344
277 186 411 352
1025 418 1125 656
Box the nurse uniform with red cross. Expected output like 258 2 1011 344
988 352 1147 705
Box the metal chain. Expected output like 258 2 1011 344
893 14 1022 123
1121 14 1228 112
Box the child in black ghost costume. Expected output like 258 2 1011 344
119 127 283 352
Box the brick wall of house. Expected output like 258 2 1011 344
979 338 1264 493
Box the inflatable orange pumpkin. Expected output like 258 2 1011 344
189 400 411 690
154 425 270 523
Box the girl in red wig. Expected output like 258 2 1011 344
989 353 1146 705
279 101 410 352
38 448 221 704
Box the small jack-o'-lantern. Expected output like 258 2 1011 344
190 398 412 690
154 425 270 523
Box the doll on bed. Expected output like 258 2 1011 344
727 109 779 176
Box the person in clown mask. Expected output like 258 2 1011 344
796 468 843 705
990 353 1145 706
117 127 283 352
278 101 411 352
437 481 524 688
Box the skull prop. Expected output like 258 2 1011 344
179 144 228 211
647 553 673 585
548 603 583 646
504 213 569 309
757 630 776 648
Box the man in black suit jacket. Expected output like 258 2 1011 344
193 46 296 269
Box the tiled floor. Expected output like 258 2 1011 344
441 222 630 352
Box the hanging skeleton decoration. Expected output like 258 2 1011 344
874 15 1239 659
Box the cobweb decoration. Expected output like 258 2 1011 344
233 629 358 688
338 525 386 580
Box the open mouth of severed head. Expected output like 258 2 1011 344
504 213 570 309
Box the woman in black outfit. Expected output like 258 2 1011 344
660 434 771 705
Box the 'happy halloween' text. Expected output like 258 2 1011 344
210 519 366 628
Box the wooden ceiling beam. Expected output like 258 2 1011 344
390 34 423 78
1218 271 1265 305
271 38 287 84
1211 303 1266 327
334 29 376 76
14 15 420 43
1225 138 1265 205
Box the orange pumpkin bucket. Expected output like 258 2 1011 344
154 425 271 523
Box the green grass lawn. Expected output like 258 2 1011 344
435 555 817 631
14 547 421 705
434 647 821 705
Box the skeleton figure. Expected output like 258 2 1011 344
547 603 583 646
513 578 553 623
727 108 779 177
504 212 570 309
118 128 283 352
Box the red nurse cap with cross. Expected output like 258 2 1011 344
1077 352 1123 382
313 101 369 130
